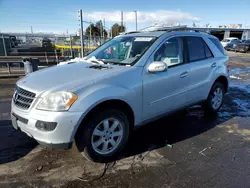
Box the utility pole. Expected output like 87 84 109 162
103 18 105 42
121 11 123 28
134 11 138 31
69 35 73 58
2 35 10 74
2 35 7 56
111 26 113 38
89 23 92 49
78 9 84 58
31 26 33 34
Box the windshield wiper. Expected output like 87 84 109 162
100 59 129 66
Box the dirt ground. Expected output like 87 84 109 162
0 52 250 188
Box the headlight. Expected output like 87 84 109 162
36 91 78 111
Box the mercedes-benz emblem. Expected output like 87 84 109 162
13 92 18 103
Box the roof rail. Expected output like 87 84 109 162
140 25 210 34
117 26 211 37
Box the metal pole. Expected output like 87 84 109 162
100 21 103 45
70 35 73 58
2 35 7 56
45 52 48 65
134 11 138 31
55 49 59 64
2 35 10 74
103 18 105 42
121 11 123 28
90 23 92 50
79 9 84 58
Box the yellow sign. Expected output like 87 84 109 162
55 45 97 50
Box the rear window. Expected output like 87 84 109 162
209 38 226 55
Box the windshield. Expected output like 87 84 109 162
222 39 230 42
86 36 157 65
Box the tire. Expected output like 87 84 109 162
75 109 130 163
204 82 225 113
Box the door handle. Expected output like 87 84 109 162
211 62 216 68
180 71 188 78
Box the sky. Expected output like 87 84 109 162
0 0 249 34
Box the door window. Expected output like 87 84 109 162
186 36 213 62
186 37 206 62
154 37 183 67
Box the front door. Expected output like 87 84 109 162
142 37 191 121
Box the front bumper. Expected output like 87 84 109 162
11 102 83 149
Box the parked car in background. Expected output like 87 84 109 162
221 37 240 48
224 39 241 51
11 28 229 162
234 40 250 53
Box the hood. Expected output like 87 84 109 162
17 62 127 95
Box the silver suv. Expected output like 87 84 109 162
11 27 229 162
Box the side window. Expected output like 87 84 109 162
209 37 226 55
186 36 206 62
154 37 183 67
204 42 213 58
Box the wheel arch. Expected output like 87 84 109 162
214 75 229 93
74 99 135 140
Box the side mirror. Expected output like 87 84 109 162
148 61 168 73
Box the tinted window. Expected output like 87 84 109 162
186 37 206 62
244 40 250 44
204 42 213 58
209 38 225 55
154 37 183 67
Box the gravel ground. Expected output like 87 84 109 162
0 52 250 188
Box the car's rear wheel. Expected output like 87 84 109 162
75 109 130 162
204 82 225 113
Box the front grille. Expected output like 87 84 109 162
13 86 36 110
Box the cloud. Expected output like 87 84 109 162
85 10 200 25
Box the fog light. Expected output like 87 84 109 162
35 121 57 131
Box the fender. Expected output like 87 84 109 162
69 84 142 141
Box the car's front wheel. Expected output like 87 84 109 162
75 109 130 162
204 82 225 113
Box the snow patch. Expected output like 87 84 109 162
229 75 242 80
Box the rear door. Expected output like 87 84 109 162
185 36 215 103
